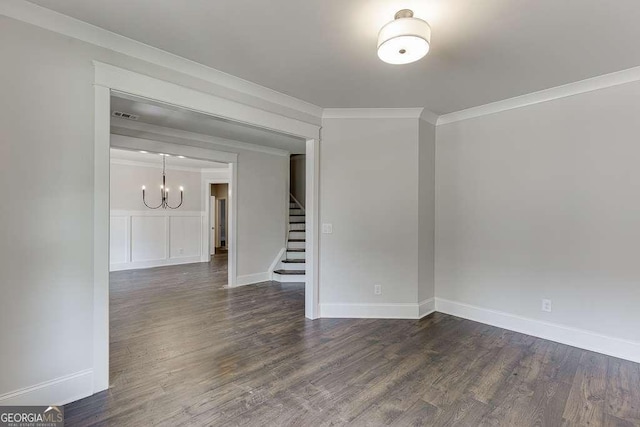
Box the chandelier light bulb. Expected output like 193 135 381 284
377 9 431 65
180 186 184 191
142 185 146 190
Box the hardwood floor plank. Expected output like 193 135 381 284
63 256 640 426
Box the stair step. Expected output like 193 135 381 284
287 248 305 252
288 239 305 242
282 259 305 263
273 269 305 275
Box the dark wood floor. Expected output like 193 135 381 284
65 255 640 426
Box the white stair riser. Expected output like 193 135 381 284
289 231 306 239
289 223 305 231
279 262 306 271
286 251 305 260
287 241 305 249
289 216 305 223
273 273 305 283
290 208 304 215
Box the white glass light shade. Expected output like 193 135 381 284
377 15 431 64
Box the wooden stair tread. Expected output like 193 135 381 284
288 239 305 242
282 259 305 263
287 249 305 252
273 269 305 275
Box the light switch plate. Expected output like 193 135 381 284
322 223 333 234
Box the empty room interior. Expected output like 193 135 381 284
1 1 639 426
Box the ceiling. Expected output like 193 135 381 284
111 95 307 154
29 0 640 114
110 148 228 170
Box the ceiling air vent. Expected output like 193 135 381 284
112 111 139 120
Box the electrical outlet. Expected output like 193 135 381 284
374 285 382 295
541 299 552 312
322 223 333 234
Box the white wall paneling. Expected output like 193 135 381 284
110 210 204 271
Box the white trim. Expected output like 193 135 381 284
435 298 640 364
110 158 228 173
419 298 435 318
319 302 420 319
0 369 93 406
112 117 291 157
111 209 202 217
437 65 640 125
305 139 320 319
0 0 323 120
236 272 271 287
111 256 203 272
95 61 320 140
420 109 439 125
111 134 239 163
269 247 287 280
93 85 110 394
322 108 426 120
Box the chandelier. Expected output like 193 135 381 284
141 154 184 209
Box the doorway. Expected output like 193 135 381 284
93 63 320 395
210 183 229 256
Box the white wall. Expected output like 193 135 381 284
436 79 640 344
319 118 420 309
109 161 205 271
0 15 294 404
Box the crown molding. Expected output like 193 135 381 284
109 158 228 173
419 109 439 126
110 117 290 157
0 0 323 120
437 65 640 125
322 108 429 120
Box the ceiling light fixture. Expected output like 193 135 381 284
377 9 431 65
141 155 184 209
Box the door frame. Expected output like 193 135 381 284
93 61 320 394
203 178 232 264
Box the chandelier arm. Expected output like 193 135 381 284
166 192 183 209
142 194 163 209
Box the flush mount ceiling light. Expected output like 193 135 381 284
377 9 431 65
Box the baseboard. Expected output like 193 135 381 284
435 298 640 364
418 298 436 318
320 302 418 319
110 256 203 272
235 272 271 287
0 369 93 406
268 247 286 280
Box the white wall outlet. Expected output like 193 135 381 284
541 299 552 312
322 223 333 234
374 285 382 295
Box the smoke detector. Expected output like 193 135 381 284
112 111 139 120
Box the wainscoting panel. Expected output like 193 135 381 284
131 215 167 262
110 210 204 271
169 216 202 259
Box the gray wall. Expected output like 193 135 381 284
111 162 203 211
320 118 420 304
436 80 640 343
418 119 436 302
0 16 292 397
290 154 306 208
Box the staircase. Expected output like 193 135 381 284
273 197 306 283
